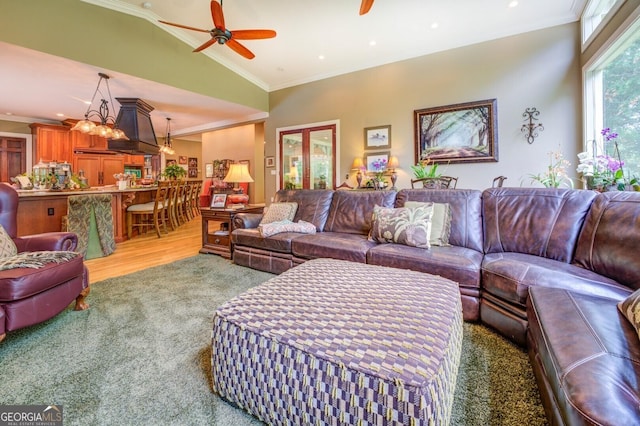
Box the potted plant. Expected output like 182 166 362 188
411 159 441 179
162 164 187 180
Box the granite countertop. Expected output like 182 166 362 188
17 186 157 197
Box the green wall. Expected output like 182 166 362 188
0 0 268 111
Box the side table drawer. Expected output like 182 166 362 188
207 232 230 247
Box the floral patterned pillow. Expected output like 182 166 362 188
0 224 17 258
369 204 434 248
618 288 640 340
404 201 452 246
259 202 298 226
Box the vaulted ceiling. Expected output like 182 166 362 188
1 0 585 138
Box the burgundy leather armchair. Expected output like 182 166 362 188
0 183 89 342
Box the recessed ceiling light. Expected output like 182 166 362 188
142 2 152 9
56 113 65 117
318 55 325 60
431 22 439 29
508 1 519 7
5 112 13 116
369 40 377 46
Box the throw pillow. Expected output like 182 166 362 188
618 289 640 340
258 220 317 237
259 202 298 226
0 224 18 258
369 204 434 248
404 201 452 246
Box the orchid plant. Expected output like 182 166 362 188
577 128 637 191
528 149 573 188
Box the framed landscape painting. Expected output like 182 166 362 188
414 99 498 164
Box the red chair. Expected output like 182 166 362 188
0 183 89 342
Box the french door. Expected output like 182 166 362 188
278 124 336 190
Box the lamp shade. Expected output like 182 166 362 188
388 156 399 169
351 157 364 170
224 163 254 183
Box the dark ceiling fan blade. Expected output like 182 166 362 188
226 39 255 59
211 0 226 30
360 0 374 15
231 29 277 40
159 20 210 33
193 38 218 53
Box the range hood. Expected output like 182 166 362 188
108 98 160 155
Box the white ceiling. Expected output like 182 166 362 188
1 0 585 139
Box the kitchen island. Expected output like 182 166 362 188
17 186 158 243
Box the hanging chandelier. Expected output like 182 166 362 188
70 72 128 140
160 117 176 155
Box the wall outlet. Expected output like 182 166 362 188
47 207 54 216
345 174 349 180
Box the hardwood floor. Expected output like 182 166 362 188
84 217 212 283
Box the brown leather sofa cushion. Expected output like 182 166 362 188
574 191 640 290
396 189 483 253
233 228 307 254
324 190 396 234
274 189 334 231
527 286 639 425
482 252 630 306
482 188 597 262
291 232 378 263
368 244 483 288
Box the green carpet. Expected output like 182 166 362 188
0 255 547 425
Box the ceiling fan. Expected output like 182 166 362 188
159 0 276 60
360 0 374 15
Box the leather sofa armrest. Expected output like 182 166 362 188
233 213 263 229
14 232 78 252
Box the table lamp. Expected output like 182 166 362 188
223 163 254 207
351 157 365 188
387 156 399 190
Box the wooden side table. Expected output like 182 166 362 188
200 206 264 258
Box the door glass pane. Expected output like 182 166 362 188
282 133 303 189
310 129 333 189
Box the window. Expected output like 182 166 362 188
582 0 621 44
583 8 640 181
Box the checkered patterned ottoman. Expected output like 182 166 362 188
211 258 463 425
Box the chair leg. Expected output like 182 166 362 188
74 286 90 311
126 211 133 239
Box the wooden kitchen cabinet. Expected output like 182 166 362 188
74 154 124 186
29 123 72 164
69 130 108 150
124 154 145 166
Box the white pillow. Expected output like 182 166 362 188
259 202 298 226
0 224 18 258
404 201 452 246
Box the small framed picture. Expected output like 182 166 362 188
210 193 227 209
366 151 390 172
205 163 214 178
266 156 275 167
178 156 188 164
364 125 391 150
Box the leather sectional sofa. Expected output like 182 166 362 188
232 187 640 425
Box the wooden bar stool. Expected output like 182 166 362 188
126 181 170 239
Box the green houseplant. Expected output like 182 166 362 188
411 159 441 179
162 163 187 180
